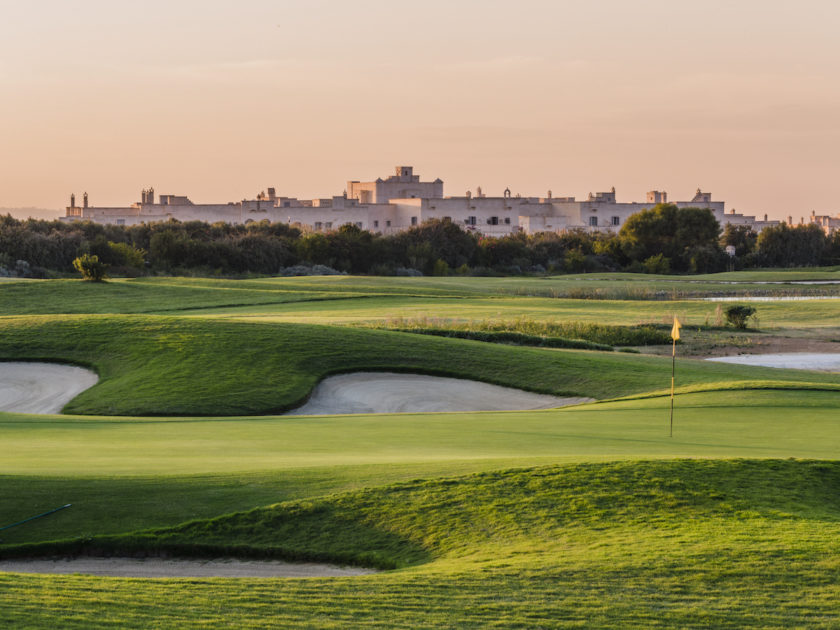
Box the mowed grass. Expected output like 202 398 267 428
2 272 839 316
3 460 840 628
1 315 839 415
2 273 840 628
1 390 839 541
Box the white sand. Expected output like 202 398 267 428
286 372 592 416
0 557 376 578
0 362 98 414
706 352 840 371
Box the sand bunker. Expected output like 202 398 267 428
0 362 98 414
707 353 840 371
0 557 376 578
286 372 591 415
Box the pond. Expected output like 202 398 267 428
706 353 840 371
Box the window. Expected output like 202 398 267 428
504 217 511 224
466 215 477 226
116 219 125 225
355 222 363 228
283 201 291 208
589 216 598 227
489 216 499 225
325 222 333 229
314 222 323 230
386 220 391 227
374 220 379 228
411 216 418 226
442 216 451 222
611 216 620 226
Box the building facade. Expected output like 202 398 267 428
63 166 790 235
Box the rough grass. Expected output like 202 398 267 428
383 327 615 351
368 315 671 346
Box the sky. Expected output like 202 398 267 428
1 0 838 220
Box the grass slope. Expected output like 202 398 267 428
0 316 838 416
3 460 840 628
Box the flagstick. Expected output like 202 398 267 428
669 337 676 438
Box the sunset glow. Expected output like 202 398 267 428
2 0 838 219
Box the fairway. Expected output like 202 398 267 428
2 273 840 628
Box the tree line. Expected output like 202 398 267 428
1 204 839 278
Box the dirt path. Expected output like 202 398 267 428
286 372 592 416
0 362 98 414
0 557 377 578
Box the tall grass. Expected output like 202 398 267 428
369 316 672 346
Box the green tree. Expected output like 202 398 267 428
755 223 826 267
720 224 757 257
619 204 722 272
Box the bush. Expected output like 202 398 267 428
278 264 346 276
725 305 757 329
432 258 450 276
395 267 423 277
72 254 108 282
642 253 670 274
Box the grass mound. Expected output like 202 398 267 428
1 315 838 415
6 460 840 570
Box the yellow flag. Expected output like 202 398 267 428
671 317 681 341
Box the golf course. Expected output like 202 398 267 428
2 271 840 628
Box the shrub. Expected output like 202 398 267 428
278 264 345 276
642 253 670 274
432 258 450 276
725 305 757 329
395 267 423 277
72 254 108 282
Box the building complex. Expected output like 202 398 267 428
64 166 832 235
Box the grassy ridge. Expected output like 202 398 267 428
3 460 840 628
0 315 838 415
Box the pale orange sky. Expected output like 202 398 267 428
1 0 839 219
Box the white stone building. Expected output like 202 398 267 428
808 210 840 235
62 166 783 236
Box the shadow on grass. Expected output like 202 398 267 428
0 502 431 571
